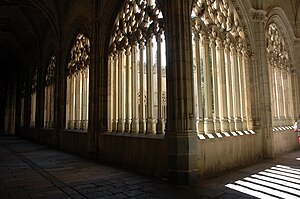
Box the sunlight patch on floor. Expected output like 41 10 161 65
225 165 300 199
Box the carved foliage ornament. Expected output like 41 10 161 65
109 0 164 54
45 55 56 86
192 0 245 40
68 34 90 77
266 23 292 70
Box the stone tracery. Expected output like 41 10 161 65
108 0 166 134
66 33 90 131
266 23 294 127
192 0 251 134
44 55 56 128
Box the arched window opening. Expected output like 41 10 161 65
266 23 294 127
30 68 37 127
108 0 166 135
44 55 56 128
192 0 250 134
66 33 90 131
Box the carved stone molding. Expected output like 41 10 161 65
67 34 90 77
45 55 56 86
250 8 267 23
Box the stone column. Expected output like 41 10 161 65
125 46 132 132
69 76 75 129
281 68 287 125
146 39 156 134
242 52 252 129
112 54 118 131
216 37 229 132
250 8 273 158
209 33 221 132
131 43 139 133
81 71 86 130
237 42 247 130
139 42 146 133
194 33 204 133
107 56 112 131
156 34 165 134
44 86 49 128
117 50 125 132
160 0 198 184
272 63 278 125
224 35 234 132
275 66 283 125
286 71 292 124
230 43 242 131
201 34 214 133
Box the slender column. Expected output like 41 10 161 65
201 34 214 133
146 39 156 134
86 68 89 124
237 42 247 130
131 43 139 133
117 49 125 132
82 69 87 130
69 76 75 129
107 56 112 131
48 86 52 127
287 72 293 123
272 63 278 125
194 33 204 133
75 74 81 129
224 36 234 131
112 54 118 131
125 46 132 132
281 68 287 125
274 65 280 123
51 85 55 128
230 43 242 131
209 33 220 132
44 87 48 127
268 61 275 124
275 66 283 125
216 37 229 132
139 42 146 133
157 34 165 134
242 53 252 129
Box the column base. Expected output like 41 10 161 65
125 119 132 132
220 117 230 132
214 117 221 133
117 119 125 132
167 132 199 185
204 118 214 133
234 117 243 131
197 119 204 133
242 118 248 130
146 118 157 134
228 118 235 132
157 119 165 134
139 120 146 134
112 120 118 132
131 118 139 133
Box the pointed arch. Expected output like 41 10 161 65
266 7 297 127
65 33 91 131
108 0 167 134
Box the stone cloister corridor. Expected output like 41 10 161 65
0 0 300 197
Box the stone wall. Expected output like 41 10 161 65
98 134 167 177
197 133 263 177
